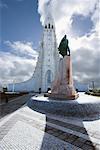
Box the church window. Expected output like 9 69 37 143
48 23 50 29
52 25 53 29
46 70 52 83
45 25 47 28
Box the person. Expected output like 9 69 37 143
39 88 41 94
47 87 51 93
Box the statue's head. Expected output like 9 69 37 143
64 35 66 39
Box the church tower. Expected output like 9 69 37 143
8 9 59 92
40 12 59 92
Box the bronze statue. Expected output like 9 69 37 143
58 35 70 57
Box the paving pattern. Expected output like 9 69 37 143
0 93 100 150
0 94 32 119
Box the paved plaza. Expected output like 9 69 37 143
0 93 100 150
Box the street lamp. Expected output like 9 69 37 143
92 81 95 89
12 79 16 93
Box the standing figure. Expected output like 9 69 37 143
58 35 70 57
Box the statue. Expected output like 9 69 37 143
49 34 78 100
58 35 70 57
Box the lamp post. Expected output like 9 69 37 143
92 81 95 89
12 79 16 93
88 83 90 91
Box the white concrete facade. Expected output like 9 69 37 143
40 14 59 92
8 13 59 92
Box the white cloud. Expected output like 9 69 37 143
69 30 100 51
0 51 37 85
0 41 38 86
38 0 98 43
5 41 38 59
72 51 100 88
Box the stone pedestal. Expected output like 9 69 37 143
49 55 78 100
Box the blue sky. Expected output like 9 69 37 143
71 14 94 37
0 0 100 87
1 0 42 50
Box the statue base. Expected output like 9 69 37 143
49 93 79 100
49 55 78 100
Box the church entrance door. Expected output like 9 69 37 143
45 70 53 92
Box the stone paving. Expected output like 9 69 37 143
0 94 33 119
0 93 100 150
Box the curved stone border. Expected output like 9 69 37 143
27 96 100 121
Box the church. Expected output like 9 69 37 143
8 12 60 92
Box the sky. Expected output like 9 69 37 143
0 0 100 87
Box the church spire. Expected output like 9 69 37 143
44 1 55 29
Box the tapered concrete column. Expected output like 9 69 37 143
50 55 78 100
